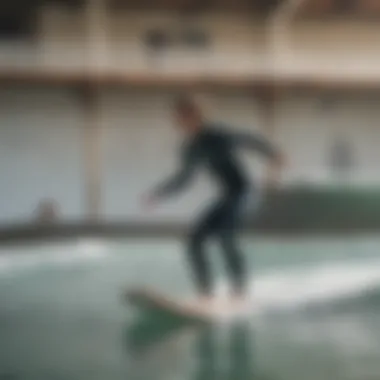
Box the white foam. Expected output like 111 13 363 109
217 259 380 312
182 298 251 324
77 239 107 258
0 240 108 278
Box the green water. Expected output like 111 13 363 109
1 236 380 380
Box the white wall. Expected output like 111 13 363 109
0 87 85 225
99 89 380 224
0 86 379 224
0 85 268 224
276 93 380 186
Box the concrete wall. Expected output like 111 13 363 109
0 85 267 224
0 86 379 224
0 87 85 225
276 93 380 186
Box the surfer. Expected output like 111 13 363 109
142 95 284 306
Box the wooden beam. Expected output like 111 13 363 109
259 88 277 138
109 0 280 12
81 0 107 221
78 85 103 221
2 68 380 92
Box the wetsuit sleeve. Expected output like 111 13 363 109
151 145 199 199
227 130 278 159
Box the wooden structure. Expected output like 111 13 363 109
1 0 379 220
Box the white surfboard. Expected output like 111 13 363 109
125 288 251 323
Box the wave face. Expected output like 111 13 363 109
216 258 380 315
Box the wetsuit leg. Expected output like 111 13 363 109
217 193 247 296
187 200 226 296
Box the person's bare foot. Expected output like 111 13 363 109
186 294 215 312
198 295 215 307
181 295 215 318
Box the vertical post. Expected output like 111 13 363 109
262 0 306 175
86 0 108 74
269 0 306 74
259 88 276 139
81 0 107 221
81 86 102 221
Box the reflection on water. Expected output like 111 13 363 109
3 237 380 380
124 305 380 380
125 315 273 380
193 323 256 380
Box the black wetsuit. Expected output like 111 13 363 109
152 124 277 296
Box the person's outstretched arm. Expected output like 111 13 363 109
227 129 285 188
227 130 279 160
149 145 199 202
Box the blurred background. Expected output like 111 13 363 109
1 1 380 380
1 0 380 235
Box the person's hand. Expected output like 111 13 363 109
141 193 159 212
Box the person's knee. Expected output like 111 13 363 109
219 232 236 249
189 228 207 249
219 233 243 264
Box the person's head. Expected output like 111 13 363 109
173 94 204 134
